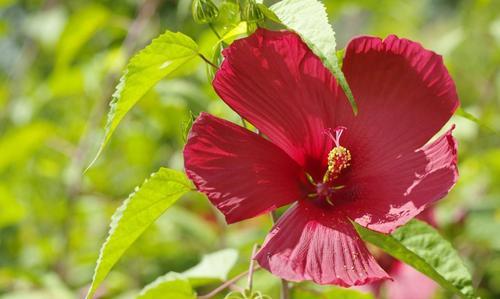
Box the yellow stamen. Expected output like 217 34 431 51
323 146 351 183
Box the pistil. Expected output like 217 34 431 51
307 127 352 206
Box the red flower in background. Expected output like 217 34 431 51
184 29 459 286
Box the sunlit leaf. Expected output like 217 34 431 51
55 4 110 69
137 273 196 299
269 0 357 114
183 248 238 286
355 220 476 299
88 31 199 169
221 21 249 44
85 168 193 299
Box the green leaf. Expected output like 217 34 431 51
55 4 110 69
336 49 346 69
88 31 199 169
181 110 196 144
257 4 281 23
269 0 357 114
221 21 250 44
137 273 196 299
355 220 476 299
183 248 238 286
85 168 193 299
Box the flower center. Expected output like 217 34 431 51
323 126 351 183
309 127 351 205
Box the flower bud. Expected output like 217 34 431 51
192 0 219 24
242 0 264 24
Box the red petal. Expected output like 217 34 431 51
341 35 459 157
342 128 458 233
255 201 390 286
183 113 306 224
213 29 354 180
385 261 438 299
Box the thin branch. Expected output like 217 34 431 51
198 53 218 69
280 280 290 299
247 244 260 292
269 211 290 299
208 22 222 39
208 22 229 47
198 266 261 299
122 0 161 57
228 284 245 293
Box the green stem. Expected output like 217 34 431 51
198 266 261 299
247 243 260 293
208 22 229 46
241 117 248 129
198 53 218 69
208 22 222 39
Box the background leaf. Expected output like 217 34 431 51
355 220 476 299
183 248 238 286
55 4 110 70
85 168 192 299
136 273 196 299
270 0 357 113
89 31 199 168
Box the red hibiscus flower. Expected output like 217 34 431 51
183 29 459 286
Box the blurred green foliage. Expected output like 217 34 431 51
0 0 499 298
